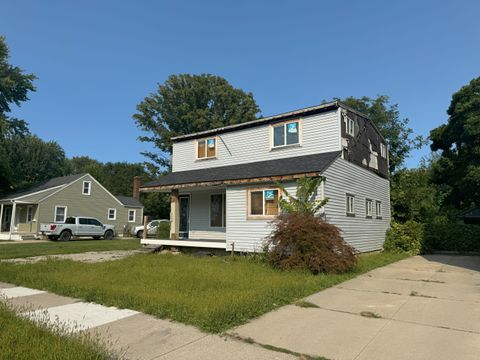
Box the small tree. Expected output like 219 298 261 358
276 176 328 215
268 176 357 274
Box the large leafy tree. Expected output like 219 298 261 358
0 36 37 192
133 74 260 169
4 135 66 192
339 96 424 174
430 76 480 208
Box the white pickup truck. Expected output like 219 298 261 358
40 216 116 241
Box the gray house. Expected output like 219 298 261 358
140 101 391 253
0 173 143 240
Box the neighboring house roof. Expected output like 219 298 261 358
170 101 374 142
116 196 143 208
142 151 341 189
0 174 86 201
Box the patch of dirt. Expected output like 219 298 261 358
2 250 143 264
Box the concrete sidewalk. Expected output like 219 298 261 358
231 255 480 360
0 283 293 360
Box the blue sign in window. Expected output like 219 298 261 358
264 190 275 200
287 122 298 133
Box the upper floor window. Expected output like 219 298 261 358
346 194 355 216
197 137 216 159
272 121 300 148
366 199 373 218
82 181 91 195
347 118 355 136
248 188 280 219
380 143 387 158
375 201 382 219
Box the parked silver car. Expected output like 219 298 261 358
132 219 169 238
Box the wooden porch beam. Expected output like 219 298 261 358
169 189 180 240
140 172 320 192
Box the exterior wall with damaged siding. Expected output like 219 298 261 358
322 157 390 252
172 109 341 172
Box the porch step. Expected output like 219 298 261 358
20 234 38 240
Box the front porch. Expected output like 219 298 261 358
0 201 39 241
140 186 228 250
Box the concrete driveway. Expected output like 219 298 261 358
231 255 480 360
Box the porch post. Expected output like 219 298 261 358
9 201 16 239
170 189 180 240
0 204 3 231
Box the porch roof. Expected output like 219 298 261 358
141 151 341 191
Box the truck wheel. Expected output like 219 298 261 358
59 231 72 241
48 235 58 241
136 230 144 239
104 230 114 240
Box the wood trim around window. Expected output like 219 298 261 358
195 136 218 160
269 119 303 150
246 187 282 220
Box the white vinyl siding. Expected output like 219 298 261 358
226 182 296 252
172 110 340 172
322 158 391 252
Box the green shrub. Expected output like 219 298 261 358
384 221 424 255
424 222 480 252
267 213 357 274
156 221 170 239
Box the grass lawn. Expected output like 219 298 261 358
0 302 115 360
0 252 408 333
0 239 141 260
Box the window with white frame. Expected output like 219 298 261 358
197 137 216 159
82 181 91 195
248 189 280 219
366 199 373 218
347 117 355 136
380 143 387 158
375 201 382 218
346 194 355 216
210 194 226 227
272 121 300 148
108 208 117 220
54 206 67 223
128 209 136 222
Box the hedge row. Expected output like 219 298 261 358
384 221 480 254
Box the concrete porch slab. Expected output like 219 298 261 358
231 305 387 360
0 281 15 289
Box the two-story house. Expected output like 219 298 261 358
140 101 390 253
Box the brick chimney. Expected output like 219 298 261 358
133 176 141 200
